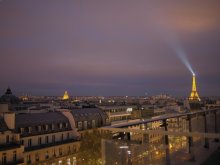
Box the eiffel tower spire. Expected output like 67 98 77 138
189 74 200 101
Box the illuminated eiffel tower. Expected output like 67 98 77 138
189 74 201 101
62 91 69 100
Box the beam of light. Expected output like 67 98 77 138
149 9 196 76
168 37 195 76
172 45 195 76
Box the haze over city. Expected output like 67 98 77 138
1 0 220 96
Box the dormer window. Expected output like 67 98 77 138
45 125 48 131
20 128 24 134
38 126 41 132
78 122 82 130
25 127 29 132
28 127 32 133
65 123 68 128
59 123 63 129
52 124 55 130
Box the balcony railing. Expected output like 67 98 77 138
25 138 79 152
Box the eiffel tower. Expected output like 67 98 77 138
62 91 69 100
189 74 201 101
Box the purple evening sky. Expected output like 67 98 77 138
0 0 220 96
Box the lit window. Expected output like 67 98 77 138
67 158 71 165
73 157 77 165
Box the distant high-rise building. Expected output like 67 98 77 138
189 75 201 101
62 91 69 100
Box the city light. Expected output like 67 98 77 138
120 146 129 149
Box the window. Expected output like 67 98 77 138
21 140 24 145
106 118 110 124
28 127 32 133
45 125 48 131
73 157 77 165
60 134 64 141
12 135 16 143
13 151 16 162
25 127 29 132
67 133 70 140
35 153 39 162
45 151 49 159
52 124 55 130
20 128 24 134
68 146 71 153
28 139 32 147
67 158 71 165
45 136 49 144
59 148 62 156
73 145 78 153
78 122 82 130
52 135 55 143
2 153 6 165
6 135 9 144
27 155 31 164
38 126 41 131
92 120 96 128
59 123 63 129
53 149 56 157
38 137 42 145
65 123 68 128
83 121 88 130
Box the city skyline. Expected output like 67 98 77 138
1 1 220 96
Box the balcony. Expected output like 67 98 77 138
7 159 24 165
25 139 79 152
0 142 22 151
